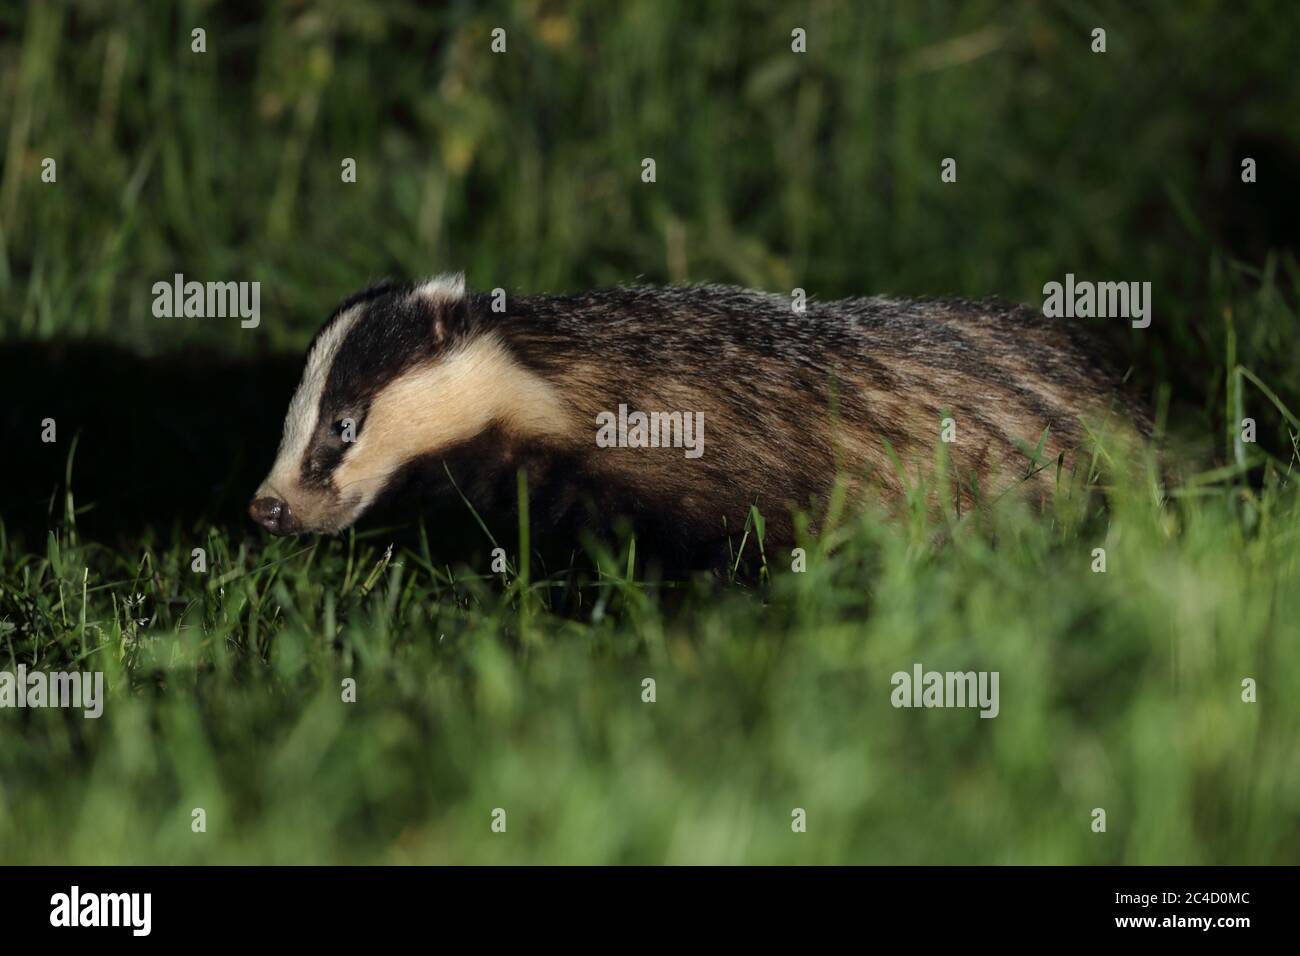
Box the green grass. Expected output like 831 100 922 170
2 424 1299 864
2 1 1300 864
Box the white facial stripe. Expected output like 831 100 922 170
331 334 570 521
266 303 364 493
411 272 465 305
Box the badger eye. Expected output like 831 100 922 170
331 418 357 442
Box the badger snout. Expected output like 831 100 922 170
249 495 301 535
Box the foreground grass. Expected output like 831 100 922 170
1 453 1297 865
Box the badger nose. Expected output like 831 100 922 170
249 496 300 535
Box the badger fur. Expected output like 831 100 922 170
250 274 1148 559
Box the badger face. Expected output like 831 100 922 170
249 274 566 535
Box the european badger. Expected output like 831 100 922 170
250 275 1147 558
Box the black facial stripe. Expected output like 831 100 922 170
304 279 413 357
321 285 450 411
296 281 478 491
301 439 349 489
297 401 378 490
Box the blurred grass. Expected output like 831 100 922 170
1 443 1297 864
1 0 1300 863
3 1 1299 408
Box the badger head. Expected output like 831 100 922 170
249 274 564 535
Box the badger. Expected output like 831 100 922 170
250 274 1148 561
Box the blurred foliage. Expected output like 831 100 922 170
2 1 1299 434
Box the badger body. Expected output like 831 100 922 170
251 275 1146 558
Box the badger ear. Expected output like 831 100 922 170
412 272 469 345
